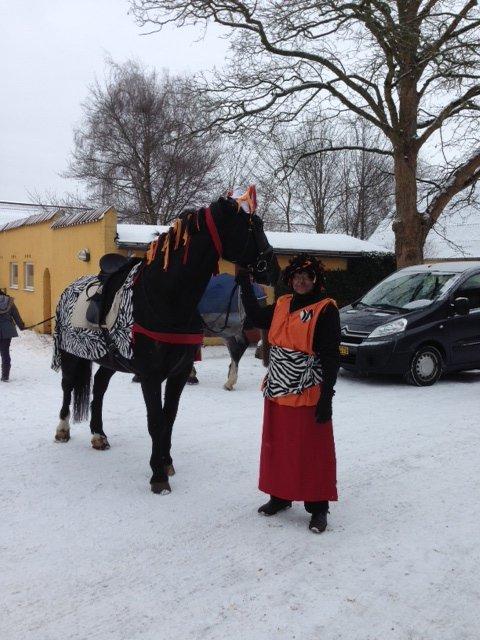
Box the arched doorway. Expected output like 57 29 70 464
43 269 52 334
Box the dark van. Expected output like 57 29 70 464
339 261 480 385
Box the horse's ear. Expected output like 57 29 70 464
234 185 257 214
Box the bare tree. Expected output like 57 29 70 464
293 118 344 233
336 120 394 239
244 116 391 236
251 130 302 232
68 60 221 224
132 0 480 265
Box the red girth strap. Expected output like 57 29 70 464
205 206 222 275
132 323 203 345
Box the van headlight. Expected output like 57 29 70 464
368 317 408 339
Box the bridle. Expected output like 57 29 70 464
231 207 274 276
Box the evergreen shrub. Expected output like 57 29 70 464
325 252 396 307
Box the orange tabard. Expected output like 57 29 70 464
266 295 335 407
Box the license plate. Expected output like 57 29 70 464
339 345 349 356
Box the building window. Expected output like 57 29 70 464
24 262 34 291
9 262 18 289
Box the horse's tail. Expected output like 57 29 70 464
72 358 92 423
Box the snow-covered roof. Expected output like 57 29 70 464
266 231 389 255
0 201 58 229
116 223 390 256
369 207 480 260
0 201 106 232
116 223 169 246
51 206 111 229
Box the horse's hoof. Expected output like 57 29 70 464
223 383 233 391
164 464 176 477
151 481 171 495
91 435 110 450
55 432 70 443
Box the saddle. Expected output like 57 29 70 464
70 254 132 330
85 254 130 326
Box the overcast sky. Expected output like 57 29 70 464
0 0 228 203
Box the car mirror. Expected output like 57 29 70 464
452 296 470 316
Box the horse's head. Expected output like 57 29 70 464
210 189 279 286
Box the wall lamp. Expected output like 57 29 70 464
77 248 90 262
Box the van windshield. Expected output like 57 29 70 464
359 271 458 310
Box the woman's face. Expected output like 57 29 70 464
291 270 315 295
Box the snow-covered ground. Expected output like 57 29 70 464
1 332 479 640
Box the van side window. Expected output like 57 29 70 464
457 274 480 310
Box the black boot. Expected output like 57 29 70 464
258 496 292 516
309 511 328 533
1 364 10 382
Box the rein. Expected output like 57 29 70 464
200 281 239 335
24 315 55 330
204 207 222 260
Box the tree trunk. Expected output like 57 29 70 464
392 4 425 268
285 192 291 232
392 149 425 267
315 215 325 234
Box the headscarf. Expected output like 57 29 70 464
282 253 326 289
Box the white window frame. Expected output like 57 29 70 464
24 262 34 291
9 262 18 289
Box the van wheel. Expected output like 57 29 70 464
405 346 443 386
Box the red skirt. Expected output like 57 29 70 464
258 398 337 502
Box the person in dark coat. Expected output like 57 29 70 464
236 254 341 533
0 290 25 381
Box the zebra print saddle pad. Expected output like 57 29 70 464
51 262 142 371
262 345 323 399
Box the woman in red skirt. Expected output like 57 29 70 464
237 254 341 533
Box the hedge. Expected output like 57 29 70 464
325 252 397 307
274 252 396 308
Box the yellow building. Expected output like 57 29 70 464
1 203 383 334
0 206 117 333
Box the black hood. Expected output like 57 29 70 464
0 295 12 313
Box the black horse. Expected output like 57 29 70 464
53 192 278 494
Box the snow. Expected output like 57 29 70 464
116 224 390 255
266 231 389 255
117 223 169 245
1 332 479 640
370 208 480 259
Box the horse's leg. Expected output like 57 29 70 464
90 366 116 450
55 366 74 442
140 375 171 494
55 352 92 441
224 334 248 390
162 365 193 476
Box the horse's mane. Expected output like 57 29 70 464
146 207 205 270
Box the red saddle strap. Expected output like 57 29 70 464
132 323 203 345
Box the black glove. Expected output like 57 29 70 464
235 268 252 287
315 387 335 424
